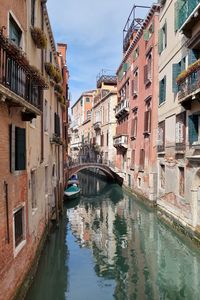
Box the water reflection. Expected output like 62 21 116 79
25 217 69 300
67 171 200 300
26 171 200 300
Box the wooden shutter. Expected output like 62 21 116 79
10 124 16 172
144 65 148 85
188 115 198 144
139 149 145 170
144 110 151 133
15 127 26 170
159 80 163 104
174 1 179 31
131 79 134 96
188 50 197 65
172 64 180 93
158 29 163 54
131 150 135 168
143 30 150 41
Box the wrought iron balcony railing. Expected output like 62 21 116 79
93 121 101 130
178 0 200 31
0 32 48 113
177 69 200 103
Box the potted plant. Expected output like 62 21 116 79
54 83 63 94
31 27 47 49
54 69 62 83
45 62 56 79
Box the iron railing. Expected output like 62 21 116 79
0 44 43 111
178 0 199 29
177 69 200 101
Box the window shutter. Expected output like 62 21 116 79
144 65 148 85
181 57 186 72
148 110 151 133
144 111 149 133
188 50 197 65
131 79 134 96
188 115 198 144
151 20 154 33
164 21 167 48
139 149 145 170
158 29 163 54
163 76 166 102
133 50 137 60
172 64 180 93
123 63 128 72
10 124 16 172
143 30 150 41
174 1 179 31
159 80 163 104
15 127 26 170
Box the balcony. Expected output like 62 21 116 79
115 99 129 118
93 121 101 131
178 0 200 37
0 32 48 117
177 66 200 109
113 135 128 149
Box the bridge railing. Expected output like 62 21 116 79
64 156 116 171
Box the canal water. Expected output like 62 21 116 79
26 170 200 300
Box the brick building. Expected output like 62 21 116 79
115 4 160 200
0 1 69 299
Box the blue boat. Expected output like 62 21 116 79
64 183 80 199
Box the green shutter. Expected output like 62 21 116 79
174 1 179 31
164 21 167 48
172 64 180 93
163 76 166 102
159 80 163 104
188 50 197 65
123 63 128 72
158 29 163 54
188 115 198 144
143 30 150 41
181 57 186 71
15 127 26 170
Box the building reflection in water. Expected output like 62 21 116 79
67 171 200 300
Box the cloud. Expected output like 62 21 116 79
47 0 155 104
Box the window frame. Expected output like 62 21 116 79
13 204 26 257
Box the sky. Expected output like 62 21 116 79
47 0 156 105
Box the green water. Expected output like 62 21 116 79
26 171 200 300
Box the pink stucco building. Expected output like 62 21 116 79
115 4 160 201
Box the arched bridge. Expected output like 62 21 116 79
66 163 123 185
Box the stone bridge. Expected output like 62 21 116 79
66 163 123 186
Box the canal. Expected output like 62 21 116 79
26 170 200 300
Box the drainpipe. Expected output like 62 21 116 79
40 1 44 163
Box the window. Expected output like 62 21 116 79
159 76 166 104
86 97 90 102
179 167 184 197
160 165 165 189
31 170 36 209
131 150 135 169
157 121 165 152
45 166 48 195
128 174 131 187
158 21 167 54
14 206 25 249
86 110 91 120
172 58 185 93
31 0 36 27
131 116 137 139
50 51 52 63
139 149 145 171
101 134 104 147
144 53 152 85
44 100 48 132
10 125 26 172
132 69 138 97
176 112 186 149
9 15 22 47
144 109 151 135
80 99 83 106
133 47 139 60
95 111 101 123
107 130 109 146
188 114 200 144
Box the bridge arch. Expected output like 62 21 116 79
66 163 123 185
